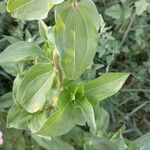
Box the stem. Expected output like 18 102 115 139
53 49 63 89
119 13 136 50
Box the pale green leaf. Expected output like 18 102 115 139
38 20 49 41
7 0 32 12
84 73 130 101
0 92 13 109
0 41 45 64
94 104 110 133
75 98 96 133
0 63 20 76
84 137 118 150
3 35 21 43
111 126 126 150
32 134 74 150
127 132 150 150
36 90 76 136
54 0 100 80
16 63 55 113
28 110 48 134
7 0 52 20
35 88 95 137
28 110 52 140
135 0 149 15
7 0 64 20
7 104 31 129
66 83 96 131
13 75 22 104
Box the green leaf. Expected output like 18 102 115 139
84 73 130 101
94 104 110 133
38 20 49 41
54 0 100 80
75 98 96 133
111 126 126 150
7 0 32 12
28 110 48 134
127 132 150 150
32 134 74 150
7 0 64 20
35 88 95 137
105 4 122 20
13 75 22 104
67 83 96 131
7 0 51 20
36 90 76 136
67 82 96 132
28 109 53 140
16 63 55 113
0 92 13 109
62 126 84 148
7 104 31 129
44 42 55 61
84 137 118 150
0 41 45 64
0 63 20 76
135 0 149 15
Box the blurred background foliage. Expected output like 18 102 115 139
0 0 150 149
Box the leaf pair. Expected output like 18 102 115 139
28 88 96 137
7 87 94 137
7 0 101 80
29 73 129 137
7 63 55 131
7 72 129 137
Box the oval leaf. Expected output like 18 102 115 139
54 0 100 80
7 0 64 20
0 41 45 64
16 63 55 113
